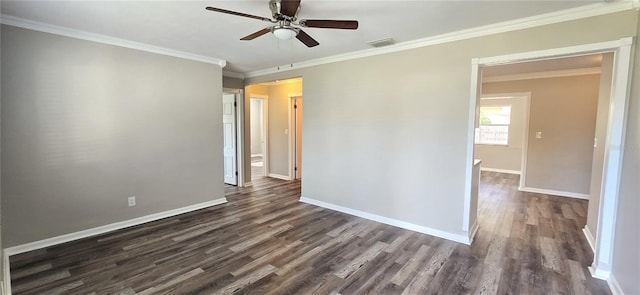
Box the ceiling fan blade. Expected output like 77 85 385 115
206 6 273 22
296 29 319 47
280 0 301 17
240 28 272 40
300 19 358 30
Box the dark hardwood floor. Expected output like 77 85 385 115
10 173 611 294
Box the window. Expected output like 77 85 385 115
475 105 511 145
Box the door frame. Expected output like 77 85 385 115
250 95 269 178
289 94 303 180
223 88 244 187
464 37 633 281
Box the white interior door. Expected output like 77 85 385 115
223 94 237 185
294 97 303 179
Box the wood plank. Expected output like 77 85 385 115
9 175 611 295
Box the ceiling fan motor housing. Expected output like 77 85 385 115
269 0 299 21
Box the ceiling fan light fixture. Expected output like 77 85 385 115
272 27 298 40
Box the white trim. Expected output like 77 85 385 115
480 167 521 175
483 67 601 83
4 197 228 256
478 39 630 66
223 70 245 79
3 252 10 295
468 220 480 244
300 197 472 245
591 38 633 282
607 274 624 295
268 173 291 181
583 226 596 253
589 266 610 281
519 186 590 200
235 92 245 188
463 58 480 232
251 154 264 158
244 1 634 78
0 15 226 67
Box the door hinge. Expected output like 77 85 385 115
234 101 237 107
294 104 297 109
294 167 297 171
235 171 238 176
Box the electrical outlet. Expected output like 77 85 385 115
128 196 136 207
535 131 542 139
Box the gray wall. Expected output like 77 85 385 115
223 76 244 90
483 75 600 195
245 10 637 238
587 53 614 239
474 96 528 172
611 12 640 294
1 25 225 247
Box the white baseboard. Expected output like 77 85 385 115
607 273 624 295
468 220 480 244
4 197 228 256
299 197 471 245
480 167 521 175
250 154 263 157
582 226 596 253
268 173 291 181
518 186 589 200
589 265 610 281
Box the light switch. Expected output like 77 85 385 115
536 131 542 139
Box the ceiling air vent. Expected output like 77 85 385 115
367 38 395 48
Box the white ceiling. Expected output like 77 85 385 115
1 1 601 73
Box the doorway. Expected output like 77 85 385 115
464 38 633 280
250 96 268 180
291 96 303 179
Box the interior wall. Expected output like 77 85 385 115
587 53 614 238
223 76 244 90
1 25 225 247
267 81 302 177
474 95 528 172
483 74 600 195
245 10 637 238
611 11 640 294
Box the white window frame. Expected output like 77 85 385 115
475 105 512 146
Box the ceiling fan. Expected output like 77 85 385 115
205 0 358 48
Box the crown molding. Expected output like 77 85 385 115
244 1 635 78
0 14 226 67
255 77 302 86
223 70 246 79
483 67 601 83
